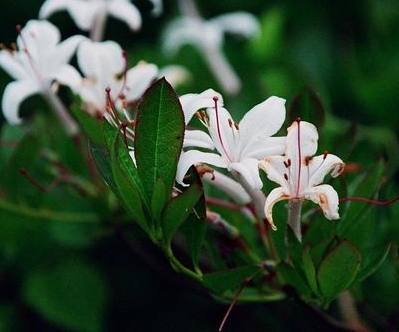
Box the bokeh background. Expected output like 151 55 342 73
1 0 399 331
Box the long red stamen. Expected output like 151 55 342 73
213 96 232 162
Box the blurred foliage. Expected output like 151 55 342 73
1 0 399 331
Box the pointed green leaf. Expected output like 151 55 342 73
161 183 202 245
276 262 312 299
355 243 390 283
134 78 184 200
317 240 361 301
151 177 168 222
110 131 149 232
89 140 117 191
202 265 262 295
70 102 103 145
288 87 326 128
302 245 318 295
180 167 207 268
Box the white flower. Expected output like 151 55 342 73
75 39 186 115
163 12 260 55
0 20 84 124
176 89 286 189
259 119 345 230
162 11 260 94
39 0 142 32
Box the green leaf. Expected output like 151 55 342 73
202 265 262 295
276 262 311 299
70 102 103 145
302 245 318 295
317 239 361 302
110 131 149 232
355 243 391 283
89 140 117 191
151 178 168 222
180 168 207 269
134 78 184 200
288 87 326 128
161 183 202 246
23 259 107 332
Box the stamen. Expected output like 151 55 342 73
16 24 44 85
213 96 232 162
116 50 129 100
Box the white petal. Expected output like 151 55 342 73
210 12 260 38
307 154 345 187
243 136 286 159
239 96 286 150
124 62 158 101
176 150 227 186
286 120 318 161
52 35 86 69
229 158 263 190
40 0 99 30
159 65 190 87
207 106 236 162
264 187 290 230
183 129 214 149
179 88 223 124
303 184 340 220
2 80 39 124
259 156 290 191
0 51 27 80
77 40 124 78
53 65 82 91
107 0 142 31
17 20 60 53
202 170 251 204
39 0 70 18
162 17 203 55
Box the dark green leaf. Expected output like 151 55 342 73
317 239 361 301
355 243 391 282
162 183 202 245
110 131 149 232
302 245 318 294
23 259 107 332
151 177 168 222
89 140 116 191
276 262 312 299
179 167 207 268
70 103 103 145
288 87 326 128
134 78 184 200
202 265 262 295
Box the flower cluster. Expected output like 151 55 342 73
0 0 345 241
176 89 345 238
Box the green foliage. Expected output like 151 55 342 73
23 259 107 332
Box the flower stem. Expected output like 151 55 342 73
90 10 108 42
287 198 303 242
42 89 79 137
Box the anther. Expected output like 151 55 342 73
304 156 312 166
234 122 239 130
323 151 328 160
284 173 289 181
